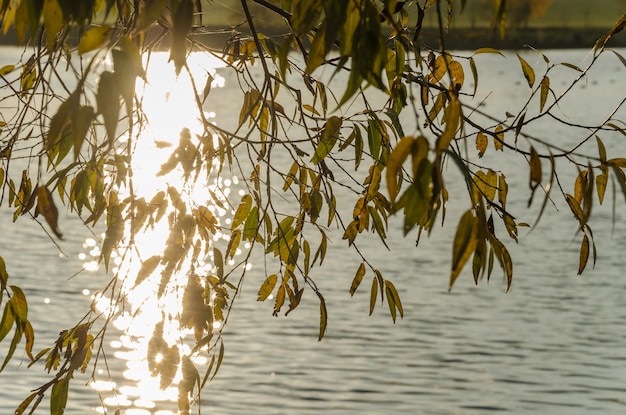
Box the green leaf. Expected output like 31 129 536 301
0 301 15 343
96 71 120 144
15 392 37 415
517 54 535 88
257 274 277 301
50 377 69 415
450 209 479 290
311 116 342 164
43 0 64 50
136 0 168 32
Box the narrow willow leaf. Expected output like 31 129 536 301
469 57 478 95
78 25 111 54
574 169 588 203
539 75 550 112
311 116 342 164
436 95 461 153
384 280 403 323
560 62 583 72
135 0 168 32
450 209 478 290
214 247 224 281
517 54 535 87
350 263 366 296
257 274 277 301
43 0 64 50
50 377 69 415
608 158 626 168
135 255 161 287
473 47 504 56
596 173 608 205
369 276 378 316
15 392 37 415
231 194 252 230
0 301 15 343
96 71 120 144
169 0 193 75
36 186 63 239
159 345 180 390
317 292 327 341
386 135 414 204
528 146 542 207
578 234 590 275
565 193 585 224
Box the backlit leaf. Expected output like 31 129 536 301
135 255 161 287
257 274 277 301
96 71 120 144
169 0 193 75
78 25 111 54
50 377 69 415
36 186 63 239
136 0 168 32
43 0 64 50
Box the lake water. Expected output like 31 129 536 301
1 46 626 414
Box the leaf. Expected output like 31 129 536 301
317 292 327 341
450 209 479 290
448 60 464 90
386 135 414 204
73 106 95 160
311 116 342 164
494 125 504 151
78 25 111 54
539 75 550 112
350 263 366 296
50 377 69 415
231 194 252 230
0 301 15 343
369 276 378 316
473 47 504 57
15 392 37 415
469 57 478 95
436 95 461 154
135 255 161 286
528 146 542 206
257 274 277 301
36 186 63 239
596 173 608 205
169 0 193 75
578 234 589 275
476 132 488 157
136 0 168 32
517 54 535 87
96 71 120 144
43 0 64 50
384 280 403 324
0 65 15 75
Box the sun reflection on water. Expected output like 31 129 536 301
82 52 232 414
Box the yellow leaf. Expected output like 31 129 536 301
517 54 536 88
0 65 14 76
43 0 64 51
257 274 277 301
436 95 461 153
448 60 464 90
494 125 504 151
350 263 366 296
386 135 414 204
539 75 550 111
574 169 588 203
476 132 488 157
78 26 112 54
